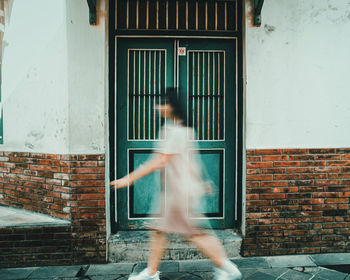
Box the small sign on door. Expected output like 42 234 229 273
178 47 186 56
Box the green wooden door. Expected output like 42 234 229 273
113 38 237 230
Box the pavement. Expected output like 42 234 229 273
1 253 350 280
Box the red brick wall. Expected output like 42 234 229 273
243 148 350 256
70 154 106 264
0 226 72 268
0 152 70 219
0 152 106 267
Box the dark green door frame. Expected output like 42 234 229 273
111 38 239 231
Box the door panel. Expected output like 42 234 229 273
129 150 163 217
178 39 236 228
192 150 223 217
115 38 174 229
114 38 236 230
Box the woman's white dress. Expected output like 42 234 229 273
149 122 210 235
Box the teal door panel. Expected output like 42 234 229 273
192 151 223 216
114 38 237 230
115 38 174 229
130 150 163 217
178 39 236 228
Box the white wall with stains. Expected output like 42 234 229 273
245 0 350 149
2 0 350 153
1 0 107 154
66 0 107 154
1 0 69 153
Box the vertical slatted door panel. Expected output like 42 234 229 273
128 49 166 140
188 51 225 140
116 39 174 229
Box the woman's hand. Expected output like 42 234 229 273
110 177 130 189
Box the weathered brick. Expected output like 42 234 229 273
274 161 300 167
246 156 261 162
286 167 314 173
260 193 286 200
261 181 288 187
247 162 273 168
246 174 273 181
274 174 300 180
300 161 326 167
261 155 288 161
255 149 282 155
70 167 105 174
309 148 336 154
261 168 286 174
282 149 309 154
327 160 350 166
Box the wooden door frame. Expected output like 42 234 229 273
108 1 245 235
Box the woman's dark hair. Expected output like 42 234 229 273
161 87 189 126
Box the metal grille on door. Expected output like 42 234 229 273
128 49 166 140
116 0 237 32
188 51 225 140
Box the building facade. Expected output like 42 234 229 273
0 0 349 267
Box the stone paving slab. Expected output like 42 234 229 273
313 267 349 280
134 261 179 273
178 259 212 272
0 267 37 280
238 268 256 279
310 253 350 266
245 271 276 280
86 263 134 276
161 272 202 280
279 269 313 280
28 266 81 279
29 278 80 280
191 271 214 280
90 275 124 280
258 267 290 277
232 257 270 269
266 255 316 268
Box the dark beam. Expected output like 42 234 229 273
254 0 264 26
87 0 97 25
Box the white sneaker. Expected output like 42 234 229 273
214 260 242 280
128 268 160 280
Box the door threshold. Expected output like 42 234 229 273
108 229 242 262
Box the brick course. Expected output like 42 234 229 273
243 148 350 256
0 152 106 268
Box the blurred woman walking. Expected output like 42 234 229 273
111 88 242 280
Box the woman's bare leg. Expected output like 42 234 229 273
188 233 227 268
148 231 168 275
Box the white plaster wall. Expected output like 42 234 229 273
1 0 107 154
1 0 69 153
66 0 107 154
245 0 350 149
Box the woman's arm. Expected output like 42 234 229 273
110 153 174 189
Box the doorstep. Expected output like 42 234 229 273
108 229 242 262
